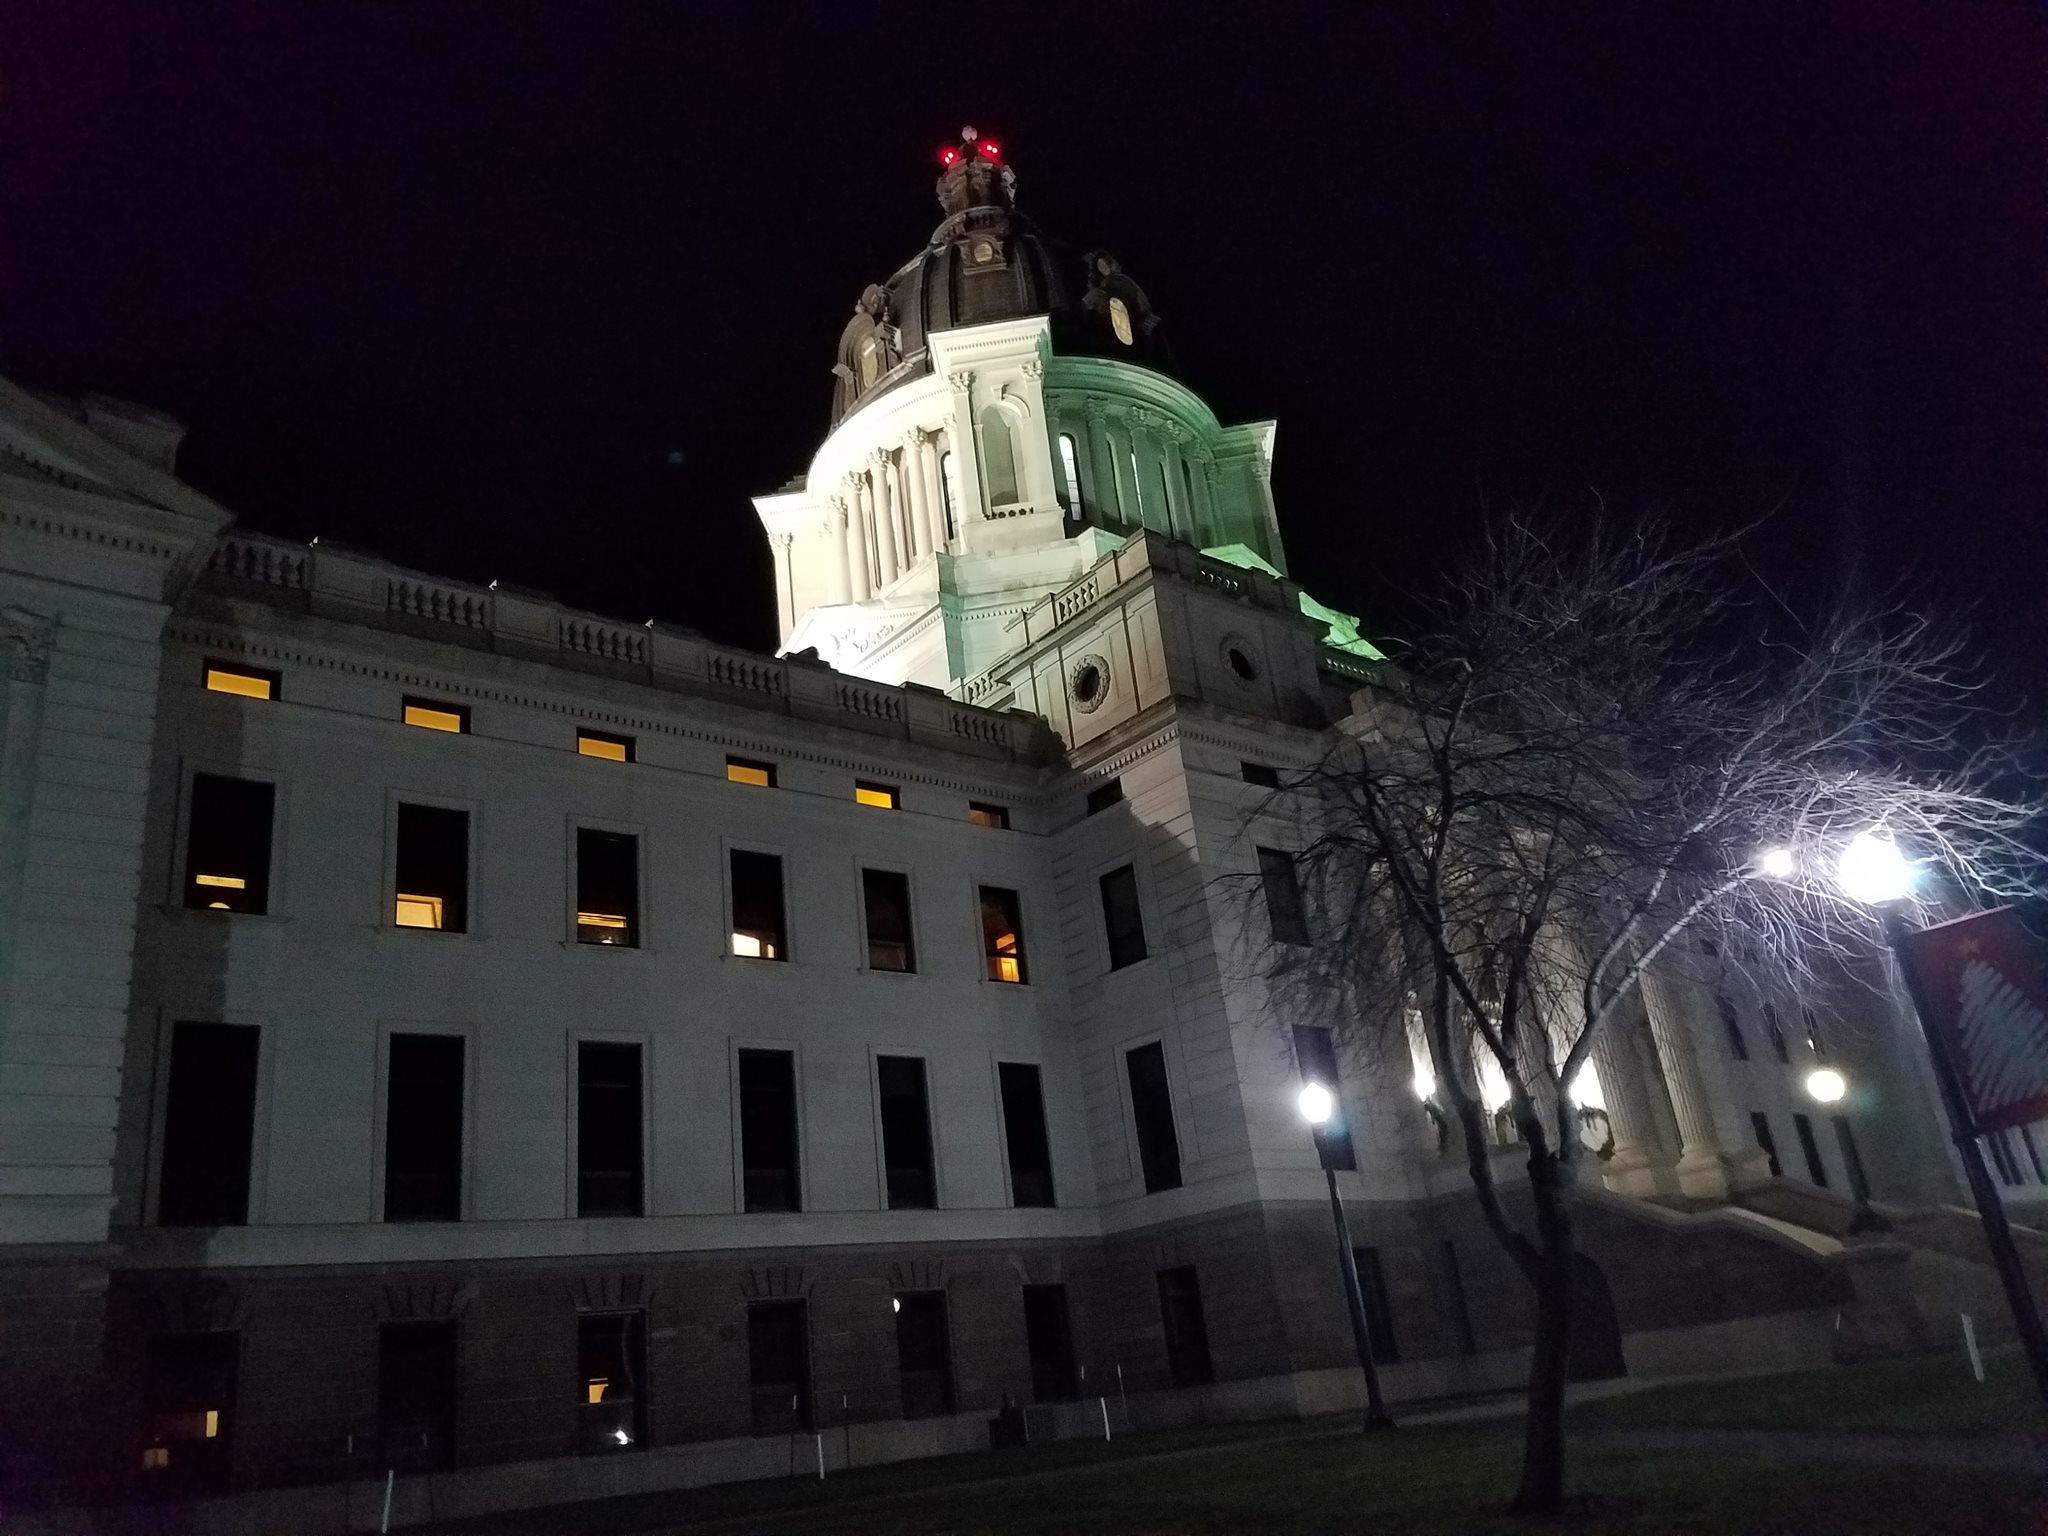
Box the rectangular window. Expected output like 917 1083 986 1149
1292 1024 1355 1171
577 729 634 762
980 885 1028 984
1057 433 1082 512
378 1321 456 1473
1085 779 1124 815
575 828 639 946
893 1291 954 1418
1125 1041 1182 1193
729 849 786 959
577 1312 646 1454
877 1055 936 1210
139 1332 237 1498
738 1048 800 1213
726 756 776 788
1240 761 1279 788
1792 1111 1828 1187
403 697 468 734
1717 995 1748 1061
1749 1110 1782 1178
385 1034 465 1221
1023 1284 1079 1402
1353 1247 1400 1364
203 661 277 700
157 1022 260 1227
1156 1266 1213 1388
968 801 1011 830
999 1061 1056 1208
861 868 916 973
577 1042 644 1217
1100 864 1148 970
1438 1241 1477 1356
854 780 899 809
1259 847 1311 947
748 1300 811 1435
394 803 468 932
1764 1004 1791 1063
183 773 274 914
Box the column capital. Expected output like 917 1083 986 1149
906 425 932 449
867 447 893 472
2 607 55 685
1249 453 1274 483
775 530 795 553
1019 357 1045 380
826 494 849 524
947 370 976 395
1082 398 1110 426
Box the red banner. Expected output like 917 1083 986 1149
1898 906 2048 1134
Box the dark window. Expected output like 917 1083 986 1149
1717 995 1748 1061
157 1022 259 1227
1125 1041 1182 1193
203 660 279 700
578 1312 647 1454
893 1291 954 1418
183 774 274 914
1749 1111 1782 1177
1438 1241 1477 1356
1353 1247 1400 1364
1292 1024 1355 1171
999 1062 1056 1207
394 803 468 933
576 729 634 762
1156 1267 1213 1388
968 801 1010 830
1023 1284 1079 1402
739 1048 800 1212
1259 847 1310 946
1240 762 1280 788
385 1034 464 1221
726 756 776 788
1835 1115 1871 1195
1804 1008 1828 1060
861 868 916 973
1764 1004 1790 1063
402 697 468 733
1085 779 1124 815
1792 1112 1828 1187
139 1332 237 1498
575 829 639 946
577 1042 643 1217
729 849 786 960
748 1300 811 1434
877 1055 936 1209
980 886 1028 984
378 1321 456 1473
1100 864 1148 970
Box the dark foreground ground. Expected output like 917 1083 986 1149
421 1351 2048 1535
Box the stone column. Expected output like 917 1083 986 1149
844 482 874 602
1106 413 1142 533
1188 445 1218 544
914 428 947 553
1131 413 1171 538
770 531 795 637
1248 450 1282 564
1642 962 1735 1198
945 371 982 543
869 451 900 586
1082 400 1116 527
1158 422 1191 544
826 497 854 605
1594 1013 1666 1196
902 436 931 565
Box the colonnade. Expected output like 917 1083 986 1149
819 427 949 604
1050 395 1225 547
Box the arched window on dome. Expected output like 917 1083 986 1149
1108 296 1134 346
980 405 1019 508
1057 434 1082 515
940 451 960 542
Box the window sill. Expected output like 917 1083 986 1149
384 925 480 942
165 904 285 922
562 939 652 955
980 975 1037 992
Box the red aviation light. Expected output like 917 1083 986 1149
977 138 1002 163
938 144 962 168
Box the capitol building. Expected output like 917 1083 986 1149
0 130 2033 1527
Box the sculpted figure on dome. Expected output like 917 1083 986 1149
831 283 902 413
1081 250 1159 349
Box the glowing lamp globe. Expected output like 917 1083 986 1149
1836 829 1913 905
1298 1081 1334 1127
1806 1067 1848 1105
1759 847 1795 880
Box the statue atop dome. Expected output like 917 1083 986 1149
935 126 1016 217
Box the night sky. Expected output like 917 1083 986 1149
5 4 2040 697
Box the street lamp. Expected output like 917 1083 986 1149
1801 1067 1889 1235
1298 1082 1396 1432
1833 827 2048 1410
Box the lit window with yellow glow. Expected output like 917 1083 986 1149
577 730 633 762
729 848 786 960
395 894 445 929
204 661 277 700
854 781 898 810
980 885 1028 984
726 756 776 788
403 697 469 734
968 802 1010 830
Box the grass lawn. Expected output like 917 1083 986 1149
430 1354 2047 1536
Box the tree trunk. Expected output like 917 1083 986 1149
1510 1163 1577 1517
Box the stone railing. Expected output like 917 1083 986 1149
196 530 1052 765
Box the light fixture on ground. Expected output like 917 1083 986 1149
1297 1081 1395 1432
1832 827 2048 1408
1802 1068 1888 1235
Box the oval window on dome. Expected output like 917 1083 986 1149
1109 296 1133 346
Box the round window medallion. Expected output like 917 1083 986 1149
1069 654 1111 712
1222 638 1260 685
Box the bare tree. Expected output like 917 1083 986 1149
1262 517 2043 1517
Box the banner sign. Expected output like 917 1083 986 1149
1897 906 2048 1134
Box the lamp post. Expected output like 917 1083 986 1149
1802 1066 1890 1235
1298 1081 1396 1432
1832 829 2048 1410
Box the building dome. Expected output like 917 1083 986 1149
830 128 1173 425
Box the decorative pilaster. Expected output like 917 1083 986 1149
0 608 57 998
945 372 983 539
1189 445 1217 543
770 532 796 636
826 497 854 605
